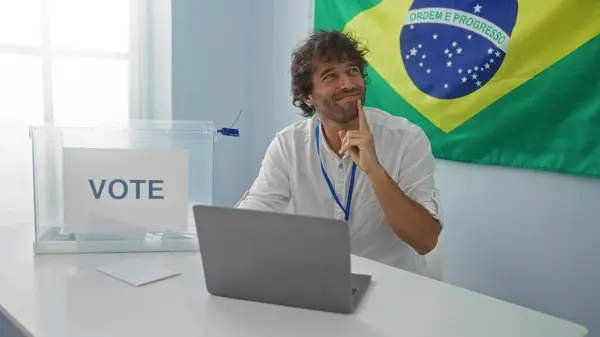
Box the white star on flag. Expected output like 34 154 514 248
410 25 414 29
474 4 482 13
399 15 509 94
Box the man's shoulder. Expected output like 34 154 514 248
275 116 314 139
364 107 425 139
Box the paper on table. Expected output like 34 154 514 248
96 258 181 287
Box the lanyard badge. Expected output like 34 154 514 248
315 120 357 222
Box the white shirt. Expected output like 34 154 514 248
237 107 443 276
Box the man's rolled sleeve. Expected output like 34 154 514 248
396 129 444 226
236 134 291 213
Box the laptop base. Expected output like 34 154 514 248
351 273 372 310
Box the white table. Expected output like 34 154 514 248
0 224 589 337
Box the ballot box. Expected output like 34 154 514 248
28 119 216 254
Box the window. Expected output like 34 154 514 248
0 0 143 125
0 0 146 225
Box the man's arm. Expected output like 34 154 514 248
236 134 291 212
339 100 442 255
366 141 442 255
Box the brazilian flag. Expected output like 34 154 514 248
314 0 600 178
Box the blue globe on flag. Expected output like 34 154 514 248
399 0 518 99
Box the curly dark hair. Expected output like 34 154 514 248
290 29 370 118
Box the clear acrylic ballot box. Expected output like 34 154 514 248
29 119 216 254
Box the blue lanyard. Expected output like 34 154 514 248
315 120 357 222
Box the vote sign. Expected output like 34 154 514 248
62 148 189 233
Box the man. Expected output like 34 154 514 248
237 29 443 276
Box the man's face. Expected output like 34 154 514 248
305 58 366 124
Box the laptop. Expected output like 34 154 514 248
192 205 372 314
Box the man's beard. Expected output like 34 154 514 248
316 90 366 124
333 100 359 123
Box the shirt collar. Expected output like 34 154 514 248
316 117 352 162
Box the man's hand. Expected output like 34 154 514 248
339 100 383 175
338 100 441 255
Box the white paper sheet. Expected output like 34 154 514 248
96 258 181 287
63 147 189 233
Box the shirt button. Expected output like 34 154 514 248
338 163 343 169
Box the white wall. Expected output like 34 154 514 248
171 0 258 207
170 0 309 206
170 0 600 335
437 160 600 332
249 0 309 158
